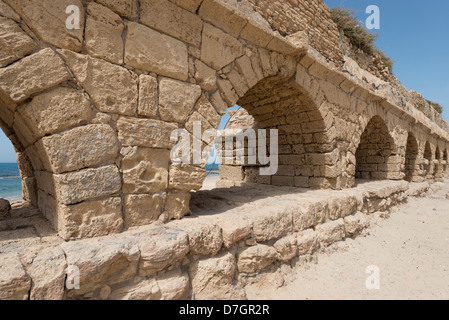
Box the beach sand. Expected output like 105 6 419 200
244 182 449 300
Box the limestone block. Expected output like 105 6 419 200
315 218 346 247
17 87 94 139
59 50 138 116
168 0 202 13
204 214 252 248
39 124 119 174
344 212 369 237
138 74 158 118
125 22 188 81
293 200 328 231
123 194 165 228
121 147 170 194
110 278 160 300
0 16 38 67
169 164 207 191
25 246 66 300
0 0 20 22
61 236 140 295
195 94 221 129
156 268 190 300
249 207 293 242
0 48 70 105
58 197 124 240
135 226 189 277
96 0 137 20
273 235 298 262
0 253 31 300
169 218 223 256
296 229 319 256
4 0 84 51
54 165 122 205
190 252 243 300
201 23 245 70
0 198 11 219
240 18 274 47
210 91 228 115
165 191 191 220
199 0 247 38
117 117 178 149
194 60 217 91
141 0 202 46
237 244 278 274
85 2 124 65
159 78 202 123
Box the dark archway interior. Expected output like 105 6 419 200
355 116 397 180
404 133 419 182
423 142 432 177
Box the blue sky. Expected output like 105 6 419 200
1 1 448 162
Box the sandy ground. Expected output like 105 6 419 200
245 181 449 300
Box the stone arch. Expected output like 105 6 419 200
423 141 433 180
208 54 338 190
355 115 400 180
404 132 419 182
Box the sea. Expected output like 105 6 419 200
204 163 219 177
0 163 22 200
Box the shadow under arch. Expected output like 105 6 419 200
355 115 400 180
210 73 337 191
423 141 433 179
404 132 419 182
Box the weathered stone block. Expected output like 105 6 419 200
135 226 189 277
201 23 244 70
0 16 38 67
121 147 170 194
169 218 223 256
85 2 124 65
54 165 122 205
169 164 207 191
0 198 11 219
0 253 31 300
96 0 137 20
274 235 298 262
17 87 94 139
190 252 243 300
249 207 293 242
297 229 319 256
237 244 278 274
138 74 158 118
195 60 217 91
0 48 70 105
117 117 178 149
165 191 191 220
61 236 140 295
58 197 124 240
159 78 202 123
140 0 202 46
124 194 165 228
315 218 346 247
4 0 84 51
39 124 119 174
125 22 188 81
59 50 138 116
157 268 190 300
25 246 67 300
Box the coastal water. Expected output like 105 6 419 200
0 163 22 200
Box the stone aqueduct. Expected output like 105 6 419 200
1 0 449 244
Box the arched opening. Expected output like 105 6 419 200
213 75 335 190
423 141 432 179
404 133 419 182
355 116 399 180
435 146 442 181
444 149 448 177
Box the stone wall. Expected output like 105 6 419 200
0 0 448 242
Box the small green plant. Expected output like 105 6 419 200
426 100 443 114
330 7 394 71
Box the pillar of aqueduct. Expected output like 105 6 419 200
0 0 449 300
